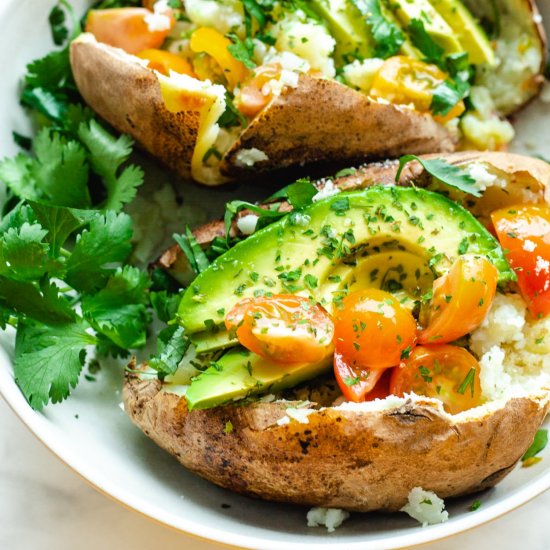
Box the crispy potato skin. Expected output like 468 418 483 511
221 75 455 177
157 151 550 282
124 373 548 511
70 35 199 179
70 37 456 183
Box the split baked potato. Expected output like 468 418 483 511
124 151 550 511
71 0 546 185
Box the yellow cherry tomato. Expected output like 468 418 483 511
189 27 249 89
137 49 196 77
370 56 465 124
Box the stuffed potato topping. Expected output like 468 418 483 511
71 0 546 184
124 151 550 511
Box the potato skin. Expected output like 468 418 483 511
70 36 455 183
156 151 550 283
221 75 455 177
70 34 200 180
124 373 548 511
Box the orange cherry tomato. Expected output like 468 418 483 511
334 288 417 370
333 350 386 402
225 295 334 364
370 56 465 124
189 27 249 90
237 64 282 118
85 8 174 55
365 368 393 401
390 345 483 414
419 255 498 345
492 205 550 319
137 49 196 77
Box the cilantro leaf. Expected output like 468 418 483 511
77 119 144 211
431 79 470 117
81 266 150 349
0 203 37 233
65 211 133 292
522 429 548 461
0 277 75 325
0 153 38 201
0 223 55 281
49 3 69 46
408 18 445 67
354 0 404 59
33 129 91 207
149 325 190 377
267 178 317 209
150 290 182 323
14 320 97 410
29 201 87 255
173 227 211 275
218 93 247 129
227 34 256 69
242 0 267 36
396 155 481 197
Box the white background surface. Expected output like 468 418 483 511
2 396 550 550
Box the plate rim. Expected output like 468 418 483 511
2 343 550 550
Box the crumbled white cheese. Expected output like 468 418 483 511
273 16 336 78
307 507 350 533
286 407 315 423
234 148 269 168
144 0 172 32
184 0 244 35
263 50 310 73
401 488 449 527
279 69 300 88
466 162 498 191
312 180 341 202
236 214 259 235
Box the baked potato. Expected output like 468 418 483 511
124 151 550 512
70 0 546 185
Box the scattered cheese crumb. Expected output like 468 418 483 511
286 407 314 423
234 148 269 168
307 507 350 532
144 0 172 32
312 180 341 202
466 162 497 191
401 487 449 527
236 214 259 235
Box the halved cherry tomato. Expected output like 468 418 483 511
390 345 483 414
334 288 417 370
370 56 465 124
419 255 498 345
137 49 196 77
237 64 282 118
85 8 174 55
333 350 386 402
365 368 393 401
189 27 249 90
225 295 334 364
492 205 550 319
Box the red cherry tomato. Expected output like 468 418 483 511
419 255 498 344
225 295 334 364
390 345 483 414
334 288 417 370
85 8 174 55
492 204 550 319
333 350 386 402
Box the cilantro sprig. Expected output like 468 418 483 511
0 1 168 409
396 155 481 198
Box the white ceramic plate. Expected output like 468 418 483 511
1 1 550 548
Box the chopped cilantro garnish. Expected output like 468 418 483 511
227 34 256 69
457 367 476 397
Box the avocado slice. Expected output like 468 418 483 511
384 0 463 54
178 186 514 339
428 0 495 65
185 347 332 410
310 0 373 62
